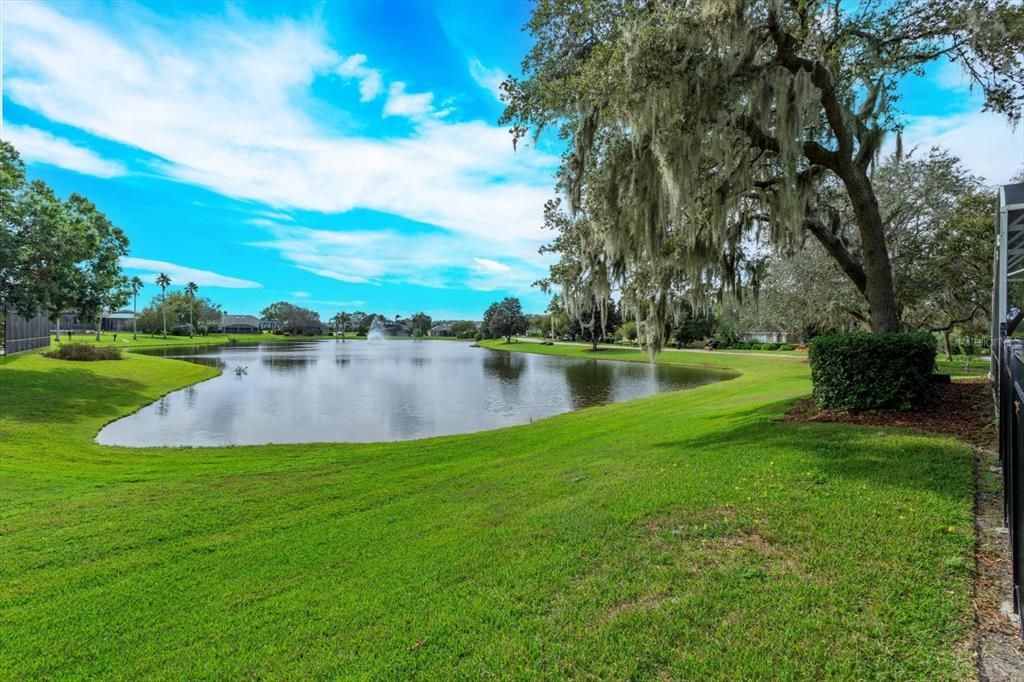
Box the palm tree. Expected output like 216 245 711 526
331 312 350 341
155 272 171 338
185 281 199 337
129 276 144 340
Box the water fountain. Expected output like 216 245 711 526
367 316 387 342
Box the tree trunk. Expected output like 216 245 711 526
840 165 901 333
943 330 953 361
590 307 598 351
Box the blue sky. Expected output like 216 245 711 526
2 1 1022 319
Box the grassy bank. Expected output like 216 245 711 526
0 340 975 678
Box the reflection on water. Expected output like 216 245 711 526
483 351 527 384
97 341 734 447
564 360 615 409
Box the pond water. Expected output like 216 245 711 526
96 340 733 447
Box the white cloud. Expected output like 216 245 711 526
467 256 534 292
335 54 382 102
899 110 1024 184
468 58 506 101
251 209 294 222
1 2 556 252
2 122 126 177
382 81 434 119
292 290 311 298
305 298 367 309
121 257 262 289
248 224 544 293
473 257 510 273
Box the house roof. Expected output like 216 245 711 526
221 314 260 327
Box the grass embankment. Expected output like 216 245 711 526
0 340 975 678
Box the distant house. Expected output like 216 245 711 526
380 320 411 336
741 328 799 345
53 310 136 333
101 310 136 332
260 318 281 332
429 323 452 337
221 314 261 334
55 312 94 333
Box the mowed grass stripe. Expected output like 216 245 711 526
0 341 974 679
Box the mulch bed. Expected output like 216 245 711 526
785 378 995 445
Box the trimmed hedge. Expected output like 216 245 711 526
809 332 936 411
44 344 122 361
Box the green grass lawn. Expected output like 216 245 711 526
0 340 975 679
936 355 991 377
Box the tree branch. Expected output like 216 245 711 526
929 305 984 333
804 214 867 295
767 9 854 161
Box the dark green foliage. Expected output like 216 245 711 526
1 142 130 322
672 304 716 346
170 324 194 337
44 344 122 361
810 333 937 410
259 301 323 335
482 297 528 342
449 320 479 339
760 343 780 351
408 312 432 335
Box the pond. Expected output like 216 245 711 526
96 340 734 447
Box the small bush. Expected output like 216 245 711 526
45 344 122 361
778 344 795 351
760 343 780 351
809 332 936 411
170 323 194 337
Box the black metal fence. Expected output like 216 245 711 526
2 309 50 355
996 334 1024 634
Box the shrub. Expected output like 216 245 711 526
170 323 194 336
44 344 122 361
778 343 795 351
760 343 780 351
809 332 936 411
